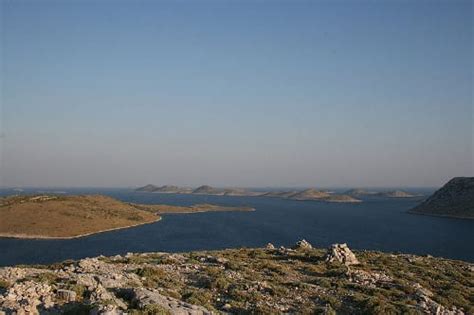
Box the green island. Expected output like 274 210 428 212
0 241 472 314
0 195 254 239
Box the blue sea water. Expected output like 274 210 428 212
0 188 473 266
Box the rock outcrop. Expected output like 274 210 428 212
324 243 359 265
293 239 312 250
409 177 474 219
1 245 471 314
131 288 210 314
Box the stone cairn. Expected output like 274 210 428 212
293 239 313 250
324 243 359 266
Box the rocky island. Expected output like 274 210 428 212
0 195 254 239
409 177 474 219
285 189 361 203
136 185 362 203
0 241 471 314
375 190 421 198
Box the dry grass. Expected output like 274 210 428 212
0 195 159 238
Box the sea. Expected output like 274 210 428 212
1 187 473 266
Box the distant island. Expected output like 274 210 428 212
409 177 474 219
136 185 361 203
344 189 421 198
0 195 254 239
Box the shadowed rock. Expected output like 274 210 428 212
409 177 474 219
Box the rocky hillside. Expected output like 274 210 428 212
0 242 471 314
409 177 474 219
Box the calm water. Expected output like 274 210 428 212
1 188 473 266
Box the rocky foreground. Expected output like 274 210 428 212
0 242 472 315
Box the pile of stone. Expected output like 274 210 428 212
324 243 359 266
412 283 465 315
0 281 54 314
293 239 312 250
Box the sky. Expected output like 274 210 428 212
0 0 472 188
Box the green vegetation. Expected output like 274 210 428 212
2 246 472 314
116 248 473 314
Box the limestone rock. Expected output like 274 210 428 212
325 243 359 266
293 239 312 250
0 281 54 315
131 288 211 315
265 243 275 250
413 283 465 315
56 289 76 302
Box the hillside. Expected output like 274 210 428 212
0 195 255 239
0 195 159 239
0 241 471 314
287 188 331 200
135 184 159 192
409 177 474 219
192 185 224 195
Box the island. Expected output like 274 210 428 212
375 190 421 198
409 177 474 219
0 241 471 314
344 188 376 196
136 185 362 203
0 195 255 239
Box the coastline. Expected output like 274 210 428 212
407 211 474 220
0 217 162 240
0 206 256 240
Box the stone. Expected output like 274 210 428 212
325 243 359 266
131 288 211 315
293 239 312 250
265 243 275 250
56 289 76 302
222 303 232 310
413 283 465 315
90 304 126 315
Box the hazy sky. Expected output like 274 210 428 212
0 0 472 188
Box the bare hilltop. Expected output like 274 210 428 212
409 177 474 219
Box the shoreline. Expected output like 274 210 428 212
0 217 162 240
407 211 474 220
0 206 256 240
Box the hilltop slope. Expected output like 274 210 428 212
0 242 471 314
409 177 474 219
